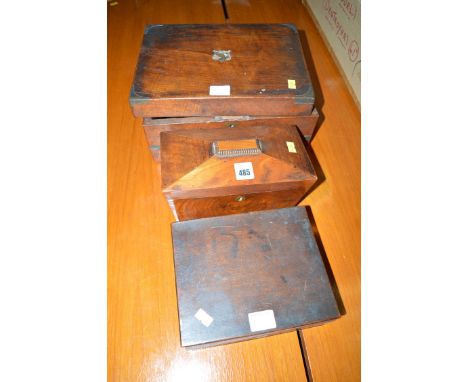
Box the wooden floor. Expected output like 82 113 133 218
108 0 360 381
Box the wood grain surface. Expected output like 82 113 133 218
108 0 360 381
172 207 340 348
130 23 313 117
171 188 308 221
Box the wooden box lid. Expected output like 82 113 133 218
160 125 317 199
171 207 340 348
130 24 313 117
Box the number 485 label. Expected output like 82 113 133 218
234 162 255 180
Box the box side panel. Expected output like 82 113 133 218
172 188 307 220
131 96 313 118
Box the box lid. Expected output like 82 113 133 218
130 24 314 117
171 206 340 348
161 125 317 198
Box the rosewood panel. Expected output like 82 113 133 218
171 188 308 221
171 207 340 348
130 24 314 117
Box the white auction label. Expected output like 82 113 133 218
234 162 255 180
286 141 297 153
194 308 213 327
209 85 231 96
288 79 296 89
248 310 277 332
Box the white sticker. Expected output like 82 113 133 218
288 79 296 89
194 308 213 327
248 310 277 332
209 85 230 96
286 141 297 153
234 162 255 180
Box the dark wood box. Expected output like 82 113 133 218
143 109 319 162
171 206 340 348
130 24 314 118
161 125 317 221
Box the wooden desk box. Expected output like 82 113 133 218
161 125 317 221
130 23 314 117
129 24 320 162
171 207 341 348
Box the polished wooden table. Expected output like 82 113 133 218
108 0 360 380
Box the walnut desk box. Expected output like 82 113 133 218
160 125 318 221
129 23 320 162
171 206 341 348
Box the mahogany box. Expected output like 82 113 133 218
160 124 317 221
171 206 341 348
129 24 320 162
